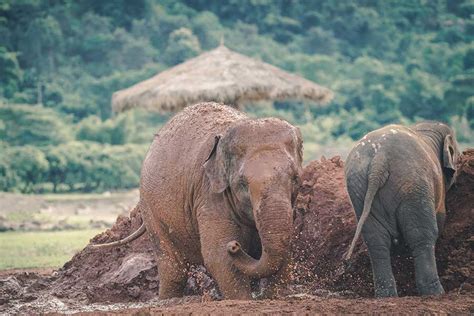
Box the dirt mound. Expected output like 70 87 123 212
3 151 471 308
292 150 474 296
49 206 216 303
291 156 371 295
48 208 158 303
439 149 474 293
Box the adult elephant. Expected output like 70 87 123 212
344 122 460 297
92 102 303 300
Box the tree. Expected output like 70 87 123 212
76 114 132 145
20 16 62 76
399 69 448 120
466 96 474 129
44 147 67 193
163 28 201 65
8 146 49 193
191 11 222 49
0 46 22 98
0 104 73 146
445 70 474 117
299 27 338 55
0 144 18 192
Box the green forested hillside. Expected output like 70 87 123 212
0 0 473 193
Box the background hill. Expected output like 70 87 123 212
1 0 473 193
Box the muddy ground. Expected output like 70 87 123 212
1 150 473 314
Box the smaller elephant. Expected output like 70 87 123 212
344 122 460 297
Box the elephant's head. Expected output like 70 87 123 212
204 118 303 278
412 121 461 190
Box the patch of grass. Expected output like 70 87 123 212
42 192 113 202
0 229 103 269
41 190 136 202
5 210 35 222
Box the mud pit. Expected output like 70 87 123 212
1 150 473 314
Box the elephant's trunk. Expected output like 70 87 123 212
227 195 292 278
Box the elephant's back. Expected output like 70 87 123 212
346 125 424 167
140 102 247 197
148 102 246 162
345 124 439 200
156 103 247 146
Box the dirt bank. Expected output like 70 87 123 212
1 150 473 314
292 150 474 297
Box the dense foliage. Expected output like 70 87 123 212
0 0 473 193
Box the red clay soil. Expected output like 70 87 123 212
50 211 159 303
1 151 473 314
50 205 216 303
70 294 474 315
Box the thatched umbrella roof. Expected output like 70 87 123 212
112 45 333 113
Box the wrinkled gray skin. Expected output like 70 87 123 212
137 103 302 300
344 122 460 297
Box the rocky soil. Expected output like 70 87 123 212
1 150 473 314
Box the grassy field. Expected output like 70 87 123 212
0 229 103 270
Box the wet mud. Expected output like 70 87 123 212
1 150 473 314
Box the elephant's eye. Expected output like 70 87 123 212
292 174 300 186
238 177 248 189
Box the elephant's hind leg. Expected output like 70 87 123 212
362 215 398 297
348 185 397 297
398 201 444 296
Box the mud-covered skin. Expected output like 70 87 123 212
139 103 302 300
344 122 460 297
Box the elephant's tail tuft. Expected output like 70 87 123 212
344 154 388 260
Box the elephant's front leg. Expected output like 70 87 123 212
363 216 398 297
198 214 252 300
155 224 189 299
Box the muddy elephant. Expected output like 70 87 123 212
92 102 303 300
344 122 460 297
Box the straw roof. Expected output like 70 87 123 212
112 45 333 113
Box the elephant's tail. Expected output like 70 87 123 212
344 154 388 260
89 204 146 250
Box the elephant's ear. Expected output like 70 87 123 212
443 134 456 176
294 127 303 166
204 135 228 193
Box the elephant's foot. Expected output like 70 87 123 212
417 279 445 296
159 287 186 300
207 255 253 300
410 241 443 297
203 249 253 300
157 254 188 299
367 241 398 299
156 240 189 299
158 266 188 299
374 286 398 298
